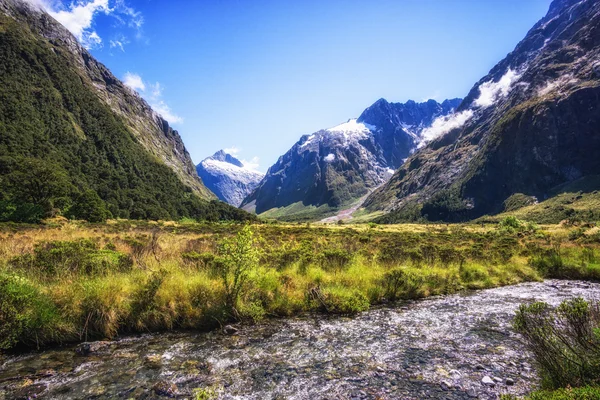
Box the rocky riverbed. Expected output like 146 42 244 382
1 280 600 400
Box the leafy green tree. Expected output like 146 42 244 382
67 190 112 223
6 158 70 206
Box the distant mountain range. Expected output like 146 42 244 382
240 98 461 220
364 0 600 222
196 151 263 207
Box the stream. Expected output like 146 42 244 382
1 280 600 400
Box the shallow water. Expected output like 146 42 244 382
1 280 600 400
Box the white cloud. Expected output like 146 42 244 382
419 110 474 146
109 33 129 52
421 91 441 102
242 156 260 171
123 72 145 92
474 69 521 108
324 153 335 162
224 147 241 156
109 39 124 51
122 73 183 124
150 100 183 125
26 0 143 50
48 0 111 49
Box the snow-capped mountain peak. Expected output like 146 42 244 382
196 151 264 207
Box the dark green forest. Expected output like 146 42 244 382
0 16 252 223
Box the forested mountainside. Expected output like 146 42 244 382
365 0 600 223
0 0 252 222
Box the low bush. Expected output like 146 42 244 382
0 273 63 349
513 298 600 389
319 248 352 271
9 239 133 278
320 286 370 315
380 268 424 301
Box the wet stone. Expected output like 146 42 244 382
152 381 177 397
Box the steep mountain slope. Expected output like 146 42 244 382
0 0 212 200
0 0 253 222
365 0 600 222
196 150 264 207
241 98 461 220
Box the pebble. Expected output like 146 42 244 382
481 376 495 386
506 377 515 385
223 325 239 335
152 381 177 397
440 380 453 390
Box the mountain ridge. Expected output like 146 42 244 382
241 97 461 220
364 0 600 222
196 151 264 207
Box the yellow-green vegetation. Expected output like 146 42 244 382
1 216 599 351
259 201 337 222
503 386 600 400
485 176 600 225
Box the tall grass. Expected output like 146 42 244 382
0 219 598 350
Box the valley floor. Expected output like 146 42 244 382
1 218 600 398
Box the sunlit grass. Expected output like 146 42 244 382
0 218 598 350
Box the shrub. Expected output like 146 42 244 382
319 286 369 315
513 298 600 389
0 273 62 349
380 268 424 301
499 216 526 233
9 239 133 278
319 248 352 271
524 386 600 400
217 225 259 318
129 269 168 330
182 251 216 270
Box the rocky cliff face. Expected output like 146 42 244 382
0 0 213 199
364 0 600 222
241 98 461 217
196 151 264 207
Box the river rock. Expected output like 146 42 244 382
152 381 177 397
481 376 495 386
441 380 454 390
75 341 112 356
12 383 47 400
506 377 515 385
223 325 239 335
144 354 162 369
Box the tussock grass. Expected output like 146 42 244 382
0 218 599 350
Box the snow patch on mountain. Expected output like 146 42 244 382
327 119 376 135
197 150 264 207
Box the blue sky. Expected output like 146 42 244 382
36 0 552 172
